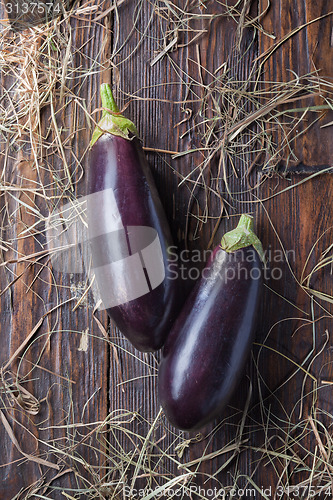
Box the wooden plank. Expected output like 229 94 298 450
109 1 260 495
0 5 110 497
251 2 333 492
258 0 333 170
254 173 333 493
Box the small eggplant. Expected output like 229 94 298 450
158 215 264 430
87 83 181 352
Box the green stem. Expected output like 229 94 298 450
90 83 138 148
220 214 265 264
100 82 119 115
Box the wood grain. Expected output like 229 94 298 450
259 0 333 170
254 173 333 492
0 3 110 496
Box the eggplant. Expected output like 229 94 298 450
158 215 264 430
87 83 181 352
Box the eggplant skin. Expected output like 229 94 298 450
88 133 181 352
158 245 262 430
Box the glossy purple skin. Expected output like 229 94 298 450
158 245 262 430
88 134 181 352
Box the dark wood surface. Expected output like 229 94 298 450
259 0 333 170
0 0 332 498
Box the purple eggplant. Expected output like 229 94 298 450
158 215 264 430
87 83 181 352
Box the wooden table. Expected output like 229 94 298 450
1 0 333 498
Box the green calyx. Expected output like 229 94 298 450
220 214 265 264
90 83 138 148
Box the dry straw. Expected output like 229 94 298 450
0 0 333 498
